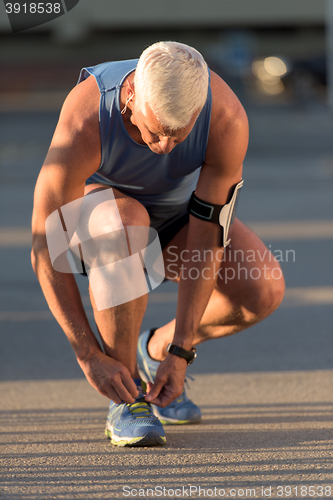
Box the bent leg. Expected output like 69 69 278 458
83 184 150 377
195 219 285 340
149 218 285 360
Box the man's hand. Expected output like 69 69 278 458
145 354 187 407
78 350 139 404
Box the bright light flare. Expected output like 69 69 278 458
264 57 287 77
252 57 286 95
261 80 285 94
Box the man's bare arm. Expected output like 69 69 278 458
173 71 249 345
31 76 138 403
146 71 249 406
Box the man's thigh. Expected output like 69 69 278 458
162 218 282 290
84 183 150 226
77 183 150 275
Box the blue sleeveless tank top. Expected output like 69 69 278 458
78 60 212 226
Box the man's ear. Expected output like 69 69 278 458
127 79 135 94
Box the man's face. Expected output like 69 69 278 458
130 101 199 155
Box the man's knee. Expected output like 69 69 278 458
92 197 150 237
222 260 285 325
83 185 150 231
117 197 150 228
74 189 150 268
250 262 285 319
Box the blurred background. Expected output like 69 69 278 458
0 0 332 379
0 0 332 110
0 0 333 110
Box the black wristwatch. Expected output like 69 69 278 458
166 343 197 365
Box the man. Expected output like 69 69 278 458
31 41 285 447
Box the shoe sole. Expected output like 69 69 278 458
105 428 166 447
158 417 201 425
153 408 201 425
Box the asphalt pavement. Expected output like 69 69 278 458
1 100 333 499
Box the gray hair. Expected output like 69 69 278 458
133 41 209 130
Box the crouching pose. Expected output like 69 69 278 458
31 41 285 447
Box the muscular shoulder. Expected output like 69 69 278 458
209 71 248 136
205 71 249 173
47 75 101 182
58 75 100 142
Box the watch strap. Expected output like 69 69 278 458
166 343 197 365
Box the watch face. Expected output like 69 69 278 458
188 351 197 365
188 349 197 363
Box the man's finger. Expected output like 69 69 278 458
145 381 153 394
108 372 138 404
121 371 140 399
145 378 164 402
106 387 123 404
94 381 123 404
148 392 174 408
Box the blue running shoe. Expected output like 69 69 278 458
137 329 201 425
105 379 166 447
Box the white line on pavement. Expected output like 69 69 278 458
0 227 32 246
247 221 333 240
0 287 332 321
1 221 333 248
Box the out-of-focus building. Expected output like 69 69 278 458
0 0 330 107
0 0 327 38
